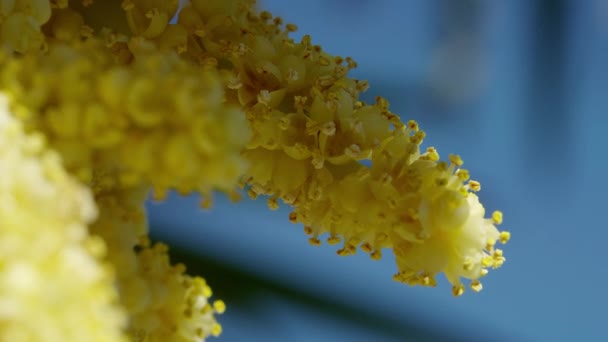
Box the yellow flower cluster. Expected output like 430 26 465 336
1 1 232 340
0 95 126 341
0 30 249 198
0 0 511 340
91 187 224 341
167 1 510 294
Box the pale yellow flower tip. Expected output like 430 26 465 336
396 184 511 294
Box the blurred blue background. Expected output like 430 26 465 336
152 1 608 341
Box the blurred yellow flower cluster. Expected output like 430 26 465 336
0 95 126 341
0 0 510 340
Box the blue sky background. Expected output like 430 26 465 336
152 1 608 340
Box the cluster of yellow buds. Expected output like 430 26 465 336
0 0 510 340
0 95 126 341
